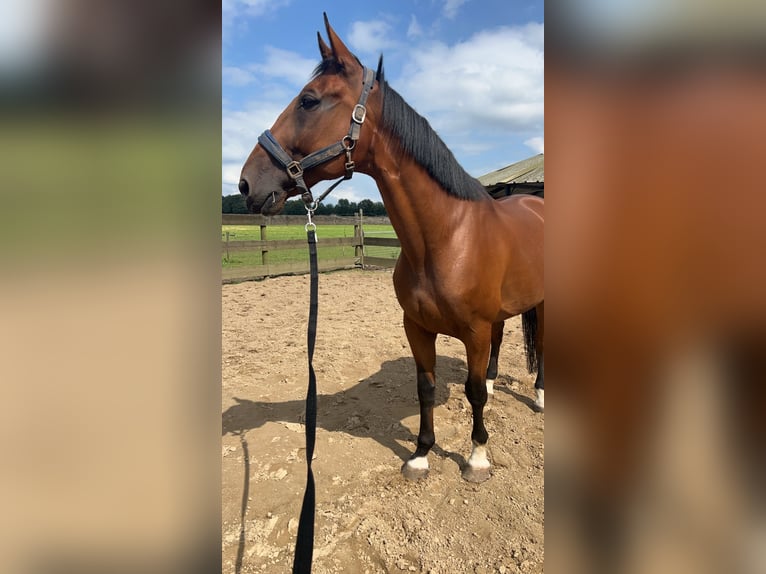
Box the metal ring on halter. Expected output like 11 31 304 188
305 200 317 232
342 136 356 151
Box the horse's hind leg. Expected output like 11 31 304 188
463 323 493 483
521 303 545 411
534 356 544 412
534 302 544 412
485 321 504 400
401 314 437 481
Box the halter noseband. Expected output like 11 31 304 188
257 67 375 205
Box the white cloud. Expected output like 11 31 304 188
222 66 255 87
407 15 423 39
249 46 317 86
222 162 244 187
524 136 544 154
223 0 291 35
348 20 397 55
443 0 469 20
451 140 495 156
325 186 365 205
222 100 284 174
397 24 544 135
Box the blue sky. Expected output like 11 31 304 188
222 0 544 203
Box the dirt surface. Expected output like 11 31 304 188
222 269 544 573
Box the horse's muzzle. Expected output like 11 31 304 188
241 184 289 216
240 147 300 215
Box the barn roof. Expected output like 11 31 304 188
478 153 544 187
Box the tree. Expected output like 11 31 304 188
357 199 387 216
335 198 359 216
370 201 387 216
282 199 306 215
358 199 374 214
315 202 335 215
222 194 247 214
221 193 387 217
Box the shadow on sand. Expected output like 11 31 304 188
224 355 463 463
223 354 536 462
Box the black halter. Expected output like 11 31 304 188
257 67 375 205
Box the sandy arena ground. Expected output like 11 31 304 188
222 268 543 573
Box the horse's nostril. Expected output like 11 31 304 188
238 179 249 196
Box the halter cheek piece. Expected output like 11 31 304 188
257 67 375 206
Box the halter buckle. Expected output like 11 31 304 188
286 161 304 179
352 104 367 124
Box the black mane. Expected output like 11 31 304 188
379 80 490 201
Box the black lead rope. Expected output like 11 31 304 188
292 223 319 574
286 68 374 574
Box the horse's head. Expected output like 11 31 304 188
239 14 380 215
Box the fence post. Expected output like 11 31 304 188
354 209 365 268
260 223 268 266
224 231 230 262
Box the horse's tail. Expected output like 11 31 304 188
521 307 539 374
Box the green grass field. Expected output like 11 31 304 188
222 224 399 268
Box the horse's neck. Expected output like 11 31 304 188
366 153 474 263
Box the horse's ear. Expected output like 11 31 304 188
323 12 357 70
376 54 385 82
317 31 332 61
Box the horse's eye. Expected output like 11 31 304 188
299 95 320 110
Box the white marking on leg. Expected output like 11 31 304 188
485 379 495 396
535 388 544 410
405 456 429 471
467 441 491 470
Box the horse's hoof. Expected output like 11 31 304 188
401 462 429 481
402 463 428 482
462 465 491 483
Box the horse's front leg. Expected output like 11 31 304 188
463 324 493 483
401 314 437 481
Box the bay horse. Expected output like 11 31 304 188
238 15 544 483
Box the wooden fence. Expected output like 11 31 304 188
222 211 400 283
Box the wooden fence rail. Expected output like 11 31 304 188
224 237 355 251
222 211 400 283
222 213 392 226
